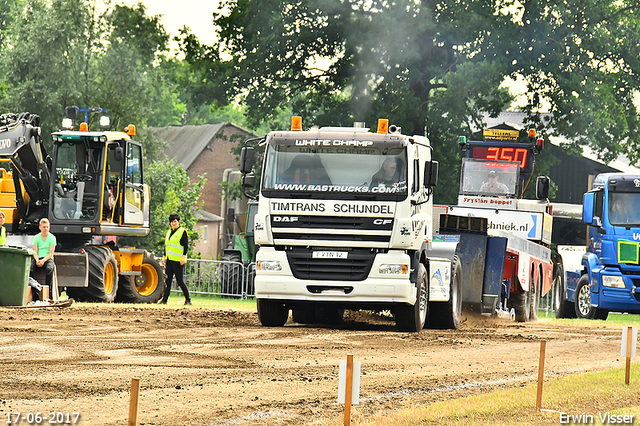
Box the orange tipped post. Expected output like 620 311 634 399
344 354 354 426
128 378 140 426
536 340 546 409
626 326 633 385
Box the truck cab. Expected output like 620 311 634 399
240 119 459 332
576 173 640 318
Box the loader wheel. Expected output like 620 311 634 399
117 255 165 303
66 246 118 302
427 256 462 330
395 263 428 332
220 253 243 297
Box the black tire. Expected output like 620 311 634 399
117 255 165 303
529 267 541 322
315 307 344 325
221 253 243 297
510 288 531 323
553 264 575 318
257 299 289 327
593 308 609 320
395 263 428 332
66 246 118 302
427 256 462 330
574 275 595 319
292 305 316 324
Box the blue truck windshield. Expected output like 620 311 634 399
261 143 407 200
608 192 640 227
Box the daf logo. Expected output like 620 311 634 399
634 179 640 188
273 216 298 222
373 219 392 226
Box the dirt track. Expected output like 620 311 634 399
0 304 629 425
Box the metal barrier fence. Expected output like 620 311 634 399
166 259 256 299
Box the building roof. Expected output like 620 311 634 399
195 209 223 223
149 123 257 170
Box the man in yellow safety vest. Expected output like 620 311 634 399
160 213 192 305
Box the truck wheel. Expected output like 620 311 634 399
574 275 595 319
427 256 462 330
221 253 243 297
257 299 289 327
395 263 428 332
67 246 118 302
593 308 609 320
529 268 541 322
553 264 575 318
117 255 165 303
315 307 344 325
511 287 531 322
292 305 316 324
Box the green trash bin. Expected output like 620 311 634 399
0 245 34 306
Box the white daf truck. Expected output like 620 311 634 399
238 119 462 331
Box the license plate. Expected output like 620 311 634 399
312 251 348 259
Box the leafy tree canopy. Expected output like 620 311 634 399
180 0 640 203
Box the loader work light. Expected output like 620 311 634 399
98 114 112 130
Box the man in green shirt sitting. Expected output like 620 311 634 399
30 218 56 301
0 211 6 245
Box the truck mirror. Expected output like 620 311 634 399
535 176 549 199
240 147 255 174
582 192 595 225
243 174 255 188
227 208 235 223
115 147 123 162
424 160 439 188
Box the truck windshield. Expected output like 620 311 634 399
608 192 640 226
261 143 407 200
459 158 519 197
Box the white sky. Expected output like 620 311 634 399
107 0 220 48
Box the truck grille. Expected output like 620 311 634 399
271 215 392 244
285 247 376 281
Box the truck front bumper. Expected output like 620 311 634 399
254 247 416 305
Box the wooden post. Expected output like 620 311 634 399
625 326 633 386
128 378 141 426
344 355 354 426
536 340 546 410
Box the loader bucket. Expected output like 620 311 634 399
54 252 89 288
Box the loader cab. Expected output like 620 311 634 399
49 130 149 236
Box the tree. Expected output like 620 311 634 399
180 0 640 203
120 159 206 257
0 0 178 150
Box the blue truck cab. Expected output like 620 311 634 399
569 173 640 319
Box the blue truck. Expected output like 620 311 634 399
555 173 640 319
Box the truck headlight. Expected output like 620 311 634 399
257 261 282 271
602 275 625 289
379 264 408 274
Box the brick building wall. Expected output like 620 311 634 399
185 126 248 218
